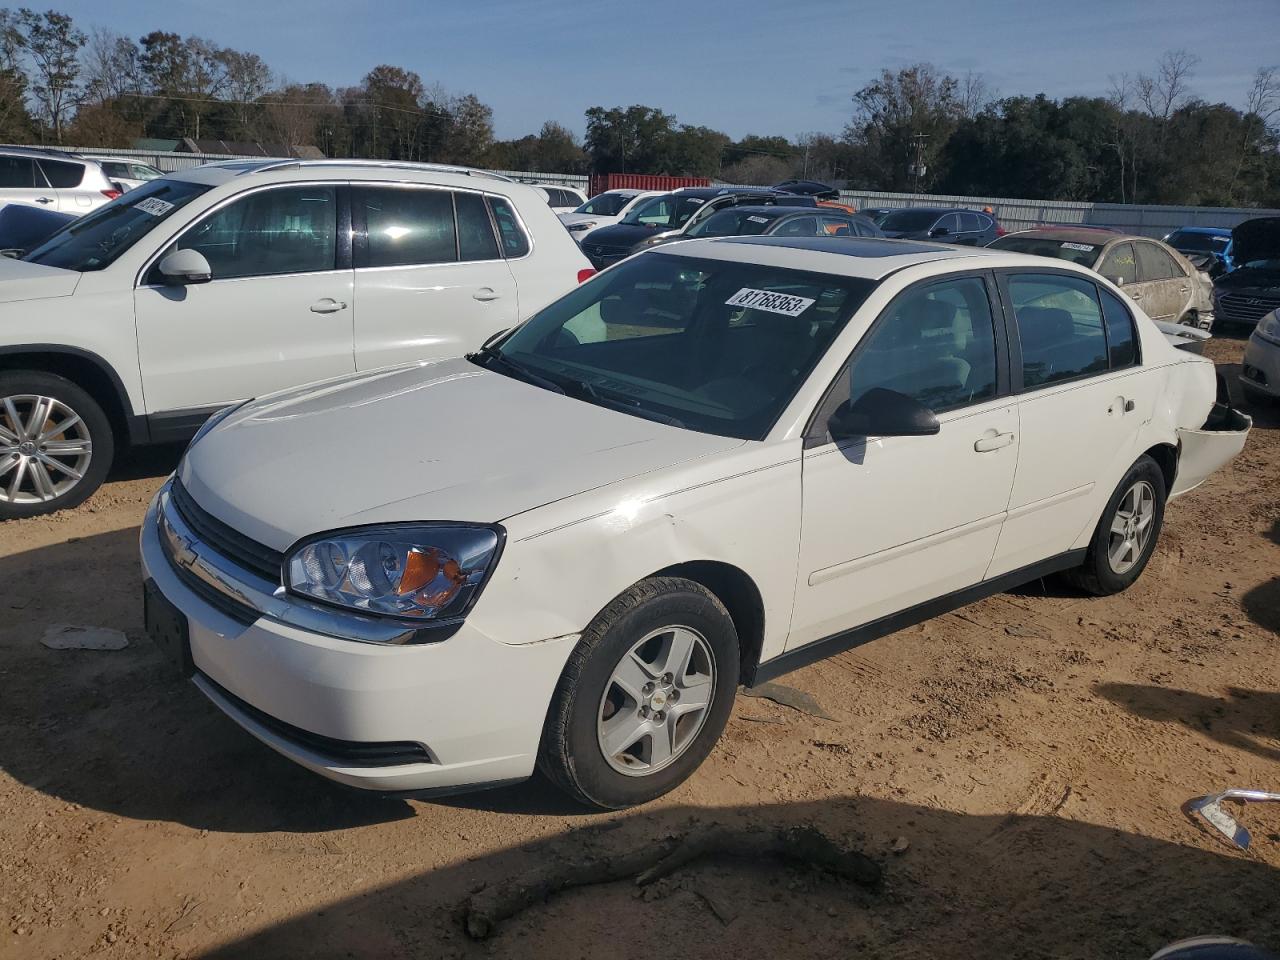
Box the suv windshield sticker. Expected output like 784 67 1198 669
725 287 816 317
747 216 770 223
1061 242 1095 252
135 197 175 217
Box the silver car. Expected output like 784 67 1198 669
989 227 1215 330
0 146 121 214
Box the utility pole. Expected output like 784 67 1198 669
909 132 929 193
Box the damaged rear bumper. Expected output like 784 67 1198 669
1170 403 1252 499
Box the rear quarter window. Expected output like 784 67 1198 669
38 159 86 189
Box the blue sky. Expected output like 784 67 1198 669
42 0 1280 140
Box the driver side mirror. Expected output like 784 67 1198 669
1108 275 1126 288
158 248 212 285
929 226 950 238
828 387 940 441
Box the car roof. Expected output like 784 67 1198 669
0 145 89 161
167 160 534 196
1170 226 1231 236
673 186 784 199
83 155 157 165
1002 226 1128 244
655 235 1028 280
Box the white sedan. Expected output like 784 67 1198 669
558 188 661 241
140 236 1250 809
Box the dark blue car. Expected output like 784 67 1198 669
1164 226 1234 277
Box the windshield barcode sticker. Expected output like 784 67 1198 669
726 288 816 317
135 197 175 217
747 215 769 223
1061 242 1094 252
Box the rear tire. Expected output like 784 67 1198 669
538 577 739 809
0 371 114 520
1065 455 1166 596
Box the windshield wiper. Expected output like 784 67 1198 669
555 375 688 428
469 345 565 395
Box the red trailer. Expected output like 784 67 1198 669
587 173 711 197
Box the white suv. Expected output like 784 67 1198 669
140 236 1250 808
0 159 591 517
0 146 122 213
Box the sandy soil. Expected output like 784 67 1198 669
1 337 1277 960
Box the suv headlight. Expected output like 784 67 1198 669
286 524 503 621
1257 310 1280 343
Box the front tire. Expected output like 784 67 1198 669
0 371 114 520
538 577 740 809
1065 455 1166 596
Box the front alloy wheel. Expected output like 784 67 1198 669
0 371 114 519
0 394 94 505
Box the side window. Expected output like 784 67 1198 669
820 216 853 237
132 164 162 181
175 186 337 280
1135 241 1181 281
1100 287 1139 368
1099 242 1137 286
959 212 982 232
832 276 999 419
455 191 500 261
38 159 85 188
488 196 530 257
0 155 41 188
1009 273 1108 388
774 216 818 237
358 186 456 268
934 213 961 235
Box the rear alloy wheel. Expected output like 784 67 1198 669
1065 454 1166 596
0 372 114 519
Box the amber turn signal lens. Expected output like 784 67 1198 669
398 549 440 595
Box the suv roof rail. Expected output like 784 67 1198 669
235 158 515 182
0 144 87 160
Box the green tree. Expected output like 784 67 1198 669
584 105 677 173
845 63 962 190
0 10 36 142
15 7 85 142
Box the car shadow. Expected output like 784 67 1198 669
198 796 1280 959
105 441 186 483
1095 682 1280 764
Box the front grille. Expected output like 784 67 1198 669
1218 293 1280 324
203 674 434 767
170 479 284 583
168 557 259 625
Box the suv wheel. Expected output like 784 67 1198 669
0 371 114 519
1065 454 1166 596
538 577 739 809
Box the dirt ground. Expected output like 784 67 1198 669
1 335 1277 960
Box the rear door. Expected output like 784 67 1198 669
1133 240 1189 322
988 271 1149 575
0 155 57 210
134 183 355 418
954 212 984 245
932 212 962 242
351 184 518 370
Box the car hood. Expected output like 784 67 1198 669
0 255 80 303
1215 264 1280 289
180 357 745 551
583 223 672 248
1231 217 1280 267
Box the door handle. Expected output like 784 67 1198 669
974 431 1015 453
309 298 348 314
35 197 53 205
1127 290 1144 300
1108 396 1136 416
472 287 501 302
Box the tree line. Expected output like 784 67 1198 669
1 7 1277 207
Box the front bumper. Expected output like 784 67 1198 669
139 484 578 794
1241 332 1280 399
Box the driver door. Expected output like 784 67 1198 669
789 273 1018 649
134 184 355 421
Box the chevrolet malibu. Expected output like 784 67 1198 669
140 236 1251 809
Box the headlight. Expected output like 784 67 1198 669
187 400 251 451
286 524 502 622
1258 310 1280 342
568 221 596 232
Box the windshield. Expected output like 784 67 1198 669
577 193 631 216
484 253 876 440
1167 231 1229 254
685 209 778 238
24 178 211 272
987 234 1100 267
620 194 706 229
879 209 942 232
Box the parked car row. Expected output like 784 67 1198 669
0 145 123 214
